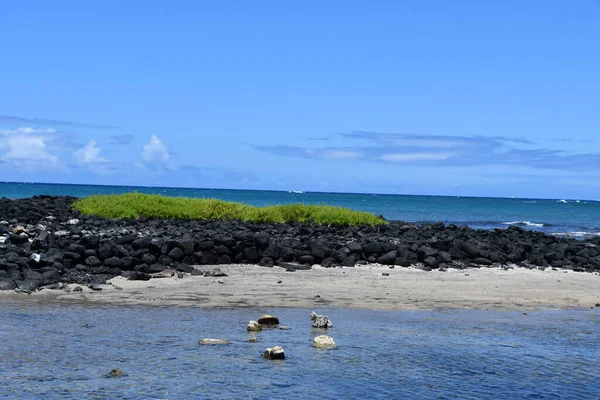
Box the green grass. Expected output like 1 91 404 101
72 193 387 226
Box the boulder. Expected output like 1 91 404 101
262 346 285 360
310 311 333 328
376 251 396 265
313 335 336 349
198 338 231 345
258 314 280 325
247 320 262 331
0 278 16 290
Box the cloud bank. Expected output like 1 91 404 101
252 131 600 171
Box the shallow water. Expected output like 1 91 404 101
0 303 599 399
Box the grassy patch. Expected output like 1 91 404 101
72 193 387 226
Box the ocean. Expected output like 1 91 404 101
1 182 599 238
1 302 599 399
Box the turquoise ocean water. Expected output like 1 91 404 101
2 181 599 238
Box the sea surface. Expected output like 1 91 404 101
0 302 599 399
2 182 600 238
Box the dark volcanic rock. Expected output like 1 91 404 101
0 278 17 290
1 194 598 293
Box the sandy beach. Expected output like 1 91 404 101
3 264 600 310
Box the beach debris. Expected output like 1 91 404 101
151 268 175 278
262 346 285 360
313 335 336 349
198 338 231 345
109 368 123 377
204 268 228 277
258 314 280 326
310 311 332 328
247 321 262 332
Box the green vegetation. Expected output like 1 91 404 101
72 193 387 226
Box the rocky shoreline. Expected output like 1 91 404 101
1 195 599 293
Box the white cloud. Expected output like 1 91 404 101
1 135 60 169
142 135 170 163
74 140 107 164
0 127 56 135
323 150 363 160
380 152 454 162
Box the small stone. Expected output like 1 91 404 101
12 225 27 234
595 303 600 307
262 346 285 360
73 286 83 292
68 219 80 225
248 337 257 343
277 280 282 284
198 338 231 345
247 320 262 332
382 273 390 276
258 315 279 326
313 335 336 348
109 369 123 377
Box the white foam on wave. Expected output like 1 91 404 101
503 221 545 227
288 190 305 194
551 231 600 238
557 199 568 203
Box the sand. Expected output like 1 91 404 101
3 264 600 310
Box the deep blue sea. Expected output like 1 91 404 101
1 302 599 400
2 182 599 238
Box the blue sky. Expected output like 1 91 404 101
1 0 599 199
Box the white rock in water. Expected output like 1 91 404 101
310 311 333 328
313 335 336 348
247 320 262 331
30 253 41 263
68 219 80 225
198 338 231 345
262 346 285 360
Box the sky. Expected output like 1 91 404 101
1 0 599 199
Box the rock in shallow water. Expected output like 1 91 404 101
262 346 285 360
310 311 333 328
313 335 336 348
258 314 280 326
247 320 262 332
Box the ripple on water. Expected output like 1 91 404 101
0 302 599 399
